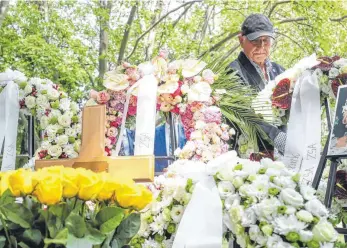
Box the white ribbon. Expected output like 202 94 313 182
134 64 158 155
171 152 235 248
283 70 321 184
0 81 20 171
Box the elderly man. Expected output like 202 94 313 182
228 13 286 156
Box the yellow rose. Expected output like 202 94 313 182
116 183 152 210
62 167 79 198
96 172 120 201
34 174 62 205
40 165 64 175
77 169 103 201
8 169 33 197
0 171 12 195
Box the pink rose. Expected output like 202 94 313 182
96 91 110 104
107 127 118 137
105 138 112 148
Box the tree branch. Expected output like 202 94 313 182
126 0 203 60
278 17 307 24
268 0 291 18
0 1 10 28
172 2 193 28
275 31 306 52
117 1 138 64
330 15 347 22
199 31 239 58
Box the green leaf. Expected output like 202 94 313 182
0 190 15 207
18 242 30 248
114 213 141 240
85 225 106 245
44 228 68 246
0 236 6 248
23 229 42 246
1 203 33 228
65 212 87 238
96 206 125 234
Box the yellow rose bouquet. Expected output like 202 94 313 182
0 166 152 248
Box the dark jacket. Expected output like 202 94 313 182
228 51 286 154
228 51 285 91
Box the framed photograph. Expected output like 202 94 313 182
328 85 347 156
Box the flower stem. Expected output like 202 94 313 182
0 211 12 247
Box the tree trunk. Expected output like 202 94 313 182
117 1 138 64
98 0 112 86
0 1 10 27
145 0 163 60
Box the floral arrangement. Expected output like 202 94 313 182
0 69 82 160
216 156 339 248
270 55 347 124
89 53 232 158
0 165 152 247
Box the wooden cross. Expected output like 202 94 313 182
35 105 154 182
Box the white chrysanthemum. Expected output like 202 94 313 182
266 234 292 248
320 242 335 248
73 123 82 134
249 225 267 246
240 160 262 175
218 181 235 199
273 214 307 235
58 114 72 127
63 145 78 158
274 176 296 189
25 95 36 109
305 198 328 217
224 194 241 210
46 124 61 137
170 205 184 223
48 145 63 158
65 127 77 137
149 214 166 235
137 217 150 238
300 184 317 201
49 109 62 118
47 88 60 100
143 239 161 248
241 207 256 227
280 188 304 208
56 135 68 146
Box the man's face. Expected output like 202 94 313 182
239 35 272 64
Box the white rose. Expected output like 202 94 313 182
63 144 78 158
40 141 51 150
56 135 68 146
285 206 296 215
40 116 50 129
312 220 338 242
49 109 62 118
299 230 313 242
296 210 313 223
25 95 36 109
280 188 304 208
46 124 61 137
300 184 317 201
24 84 32 95
36 95 50 109
48 145 62 158
47 88 60 100
58 114 72 127
274 176 296 189
59 98 71 111
232 176 244 188
305 198 328 217
218 181 235 199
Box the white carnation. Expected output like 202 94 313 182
25 95 36 109
60 98 71 111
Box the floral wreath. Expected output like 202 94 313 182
0 69 82 161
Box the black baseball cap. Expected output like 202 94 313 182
241 14 275 41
